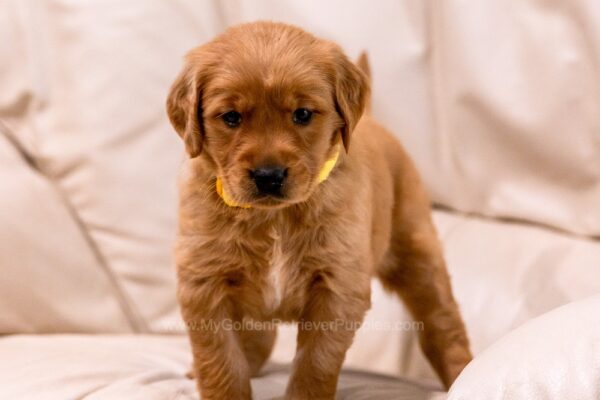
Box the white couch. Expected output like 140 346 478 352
1 1 599 399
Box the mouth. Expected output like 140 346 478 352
249 193 289 208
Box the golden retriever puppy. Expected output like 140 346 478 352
167 21 472 400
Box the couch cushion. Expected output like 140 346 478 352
395 211 600 382
448 295 600 400
0 125 133 333
0 334 444 400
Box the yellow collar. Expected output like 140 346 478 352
216 145 341 208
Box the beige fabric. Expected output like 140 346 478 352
0 128 133 333
397 211 600 382
0 335 444 400
448 295 600 400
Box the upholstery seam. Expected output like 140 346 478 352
0 118 147 333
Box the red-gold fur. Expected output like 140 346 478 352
167 21 472 399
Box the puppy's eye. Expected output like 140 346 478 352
292 108 313 125
222 111 242 128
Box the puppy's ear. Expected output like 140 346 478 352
333 49 370 152
166 63 203 158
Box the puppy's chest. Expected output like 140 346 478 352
261 233 307 320
262 232 290 315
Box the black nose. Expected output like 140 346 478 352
250 167 287 196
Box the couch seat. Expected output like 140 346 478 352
0 334 445 400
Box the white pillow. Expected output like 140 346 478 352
448 295 600 400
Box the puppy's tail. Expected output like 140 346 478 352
356 52 372 114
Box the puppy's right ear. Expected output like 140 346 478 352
166 63 203 158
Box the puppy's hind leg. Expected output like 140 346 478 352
377 195 472 388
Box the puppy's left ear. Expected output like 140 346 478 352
166 62 203 158
333 49 370 152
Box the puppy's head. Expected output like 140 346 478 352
167 22 369 209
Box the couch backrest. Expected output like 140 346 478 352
0 0 224 333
